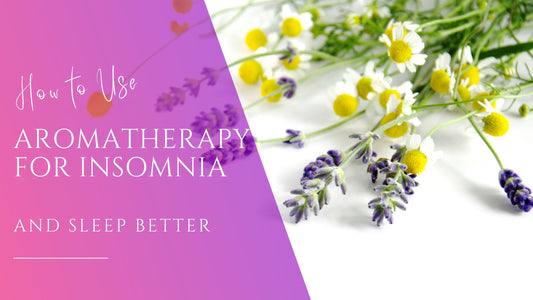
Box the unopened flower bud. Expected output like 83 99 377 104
519 104 530 117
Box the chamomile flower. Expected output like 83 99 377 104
380 19 420 43
345 12 364 32
345 0 369 31
245 28 268 51
261 77 283 103
280 4 313 38
403 134 439 174
477 100 509 137
239 59 263 85
381 26 427 73
367 80 412 117
345 61 386 101
279 42 311 76
331 80 358 117
470 86 503 112
380 89 421 138
455 78 477 102
456 45 498 87
238 47 275 85
391 89 421 126
430 52 455 95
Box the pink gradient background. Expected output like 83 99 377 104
0 1 309 299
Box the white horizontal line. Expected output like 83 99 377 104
13 257 109 260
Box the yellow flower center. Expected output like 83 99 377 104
472 92 496 111
403 150 428 174
396 100 406 114
281 17 302 37
261 79 282 102
346 14 361 29
379 89 401 109
430 70 451 94
459 64 479 86
389 40 412 63
245 28 268 51
333 94 358 117
384 26 406 41
458 85 471 101
483 112 509 137
381 112 408 138
282 55 301 70
356 77 375 100
239 60 263 84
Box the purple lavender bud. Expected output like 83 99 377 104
368 162 379 183
201 133 256 165
190 104 240 135
155 87 186 112
499 169 533 212
277 77 297 99
183 78 201 97
283 129 305 148
201 67 220 86
279 43 298 63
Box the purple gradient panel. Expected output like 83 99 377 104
0 1 309 299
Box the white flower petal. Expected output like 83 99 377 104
386 94 400 113
397 62 406 73
406 61 416 72
393 26 403 41
410 54 427 66
409 117 421 127
420 136 434 154
407 134 421 150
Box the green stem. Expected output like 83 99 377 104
257 110 366 144
226 49 341 69
299 52 387 83
419 8 485 30
457 104 505 169
226 50 289 68
437 21 477 38
424 107 482 139
414 82 533 110
301 50 342 62
243 86 288 110
374 108 445 135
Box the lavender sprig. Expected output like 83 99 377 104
156 66 223 110
368 159 419 226
277 77 297 99
202 134 256 165
499 169 533 212
155 87 186 112
349 132 380 164
284 150 346 222
279 43 298 63
191 104 239 135
283 129 306 148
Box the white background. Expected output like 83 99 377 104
205 1 533 299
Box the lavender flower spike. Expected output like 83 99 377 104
201 67 221 86
499 169 533 212
155 86 186 112
280 43 298 63
277 77 297 99
191 104 239 135
183 78 201 97
283 129 305 148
